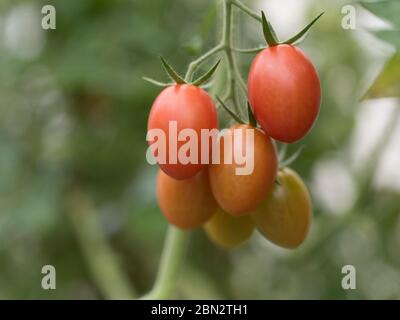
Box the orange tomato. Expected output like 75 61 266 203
209 124 278 216
156 169 217 229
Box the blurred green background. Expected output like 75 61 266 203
0 0 399 299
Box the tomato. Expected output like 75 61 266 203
252 167 312 249
208 124 278 216
148 84 218 180
204 208 254 249
156 169 217 229
248 44 321 143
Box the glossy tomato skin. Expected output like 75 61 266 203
148 84 218 180
204 208 255 249
209 124 278 216
156 169 217 229
252 167 312 249
248 44 320 143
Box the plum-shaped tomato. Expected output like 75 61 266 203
156 169 217 229
248 45 321 143
209 124 278 216
204 208 255 249
148 84 218 180
252 167 312 249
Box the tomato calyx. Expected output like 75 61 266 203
247 102 257 127
261 11 279 47
160 56 186 84
143 57 221 88
216 96 245 124
217 97 259 128
260 10 325 47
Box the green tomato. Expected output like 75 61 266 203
252 167 312 249
204 208 255 249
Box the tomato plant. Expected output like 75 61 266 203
248 44 321 143
204 208 255 249
208 124 278 216
142 0 323 299
148 84 218 180
156 169 217 229
252 167 312 249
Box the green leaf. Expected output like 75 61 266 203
192 59 221 86
247 102 257 127
363 53 400 99
261 11 279 46
374 30 400 49
360 0 400 28
283 12 325 45
142 77 173 87
160 57 186 84
216 96 245 124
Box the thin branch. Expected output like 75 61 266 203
141 227 189 299
185 44 225 82
230 0 261 22
65 190 136 300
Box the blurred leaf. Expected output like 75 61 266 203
360 0 400 27
374 30 400 49
363 53 400 99
360 0 400 99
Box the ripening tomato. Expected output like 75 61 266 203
204 208 255 249
208 124 278 216
252 167 312 249
148 84 218 180
248 44 321 143
156 169 217 229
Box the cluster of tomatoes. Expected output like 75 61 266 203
147 17 321 249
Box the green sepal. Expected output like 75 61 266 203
192 59 221 86
160 57 186 84
278 143 288 162
247 102 257 127
282 12 324 45
232 46 266 54
261 11 279 46
142 77 174 87
216 96 245 124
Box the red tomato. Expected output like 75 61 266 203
148 84 218 180
208 124 278 216
156 169 217 229
248 44 321 143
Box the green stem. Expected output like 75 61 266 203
141 227 190 299
223 0 243 114
185 44 225 82
65 190 136 300
230 0 261 22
